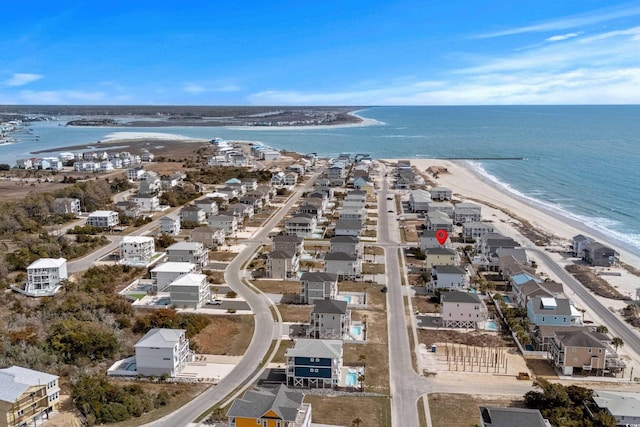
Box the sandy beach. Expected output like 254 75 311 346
392 158 640 269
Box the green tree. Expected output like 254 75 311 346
611 337 624 352
351 417 362 427
595 325 609 334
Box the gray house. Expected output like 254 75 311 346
329 235 361 258
300 272 338 304
324 252 361 280
584 242 617 267
307 299 350 340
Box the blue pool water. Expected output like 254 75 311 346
502 295 512 303
338 295 352 304
486 320 499 331
345 373 358 386
156 297 171 306
351 326 362 335
468 288 478 294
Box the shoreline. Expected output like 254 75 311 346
384 158 640 268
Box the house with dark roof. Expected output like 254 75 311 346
425 247 458 269
300 272 338 304
285 339 343 389
334 219 363 236
440 291 487 328
430 265 468 291
478 406 550 427
285 214 317 238
548 329 608 376
267 250 299 280
329 235 362 258
272 234 304 255
584 242 618 267
572 234 595 257
307 299 350 339
226 384 312 427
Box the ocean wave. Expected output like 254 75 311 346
466 161 640 252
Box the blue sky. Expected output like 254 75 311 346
1 1 640 105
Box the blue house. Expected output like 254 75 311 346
285 339 343 389
526 296 582 327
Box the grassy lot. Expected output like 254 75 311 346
191 315 254 355
368 245 386 256
412 296 439 314
251 279 300 294
209 251 238 261
429 393 524 427
272 340 296 363
363 263 385 274
109 383 210 427
305 395 391 427
417 329 512 348
363 229 377 238
278 304 312 322
342 284 389 394
525 358 558 379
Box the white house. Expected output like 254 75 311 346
441 291 487 328
151 262 197 292
132 195 161 212
159 215 181 235
17 258 68 297
454 202 482 224
285 214 317 238
169 273 211 309
87 210 119 229
119 236 155 266
53 198 81 216
430 265 468 291
208 214 238 235
462 222 495 240
134 328 194 377
430 186 452 201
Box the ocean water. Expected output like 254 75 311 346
2 105 640 253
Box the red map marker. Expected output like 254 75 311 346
436 229 448 246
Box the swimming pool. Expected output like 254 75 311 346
502 295 512 304
338 295 352 304
156 297 171 306
351 325 362 335
486 320 499 331
345 372 358 386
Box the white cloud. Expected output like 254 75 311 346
4 73 43 87
18 90 107 104
545 32 583 42
183 84 207 94
183 82 241 94
477 4 640 38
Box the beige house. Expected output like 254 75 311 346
548 330 609 376
266 251 300 279
0 366 60 427
190 226 225 249
424 247 458 269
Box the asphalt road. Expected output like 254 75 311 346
527 247 640 357
379 166 532 427
148 166 325 427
